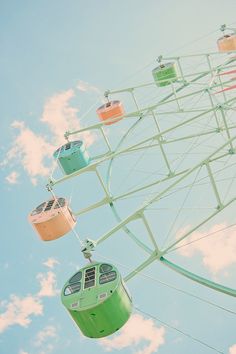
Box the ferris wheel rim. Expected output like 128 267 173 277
94 53 236 296
104 52 236 247
47 49 236 297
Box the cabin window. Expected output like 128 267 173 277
44 199 55 211
99 271 117 284
64 282 81 296
54 198 66 209
74 141 82 147
84 267 96 289
31 202 46 215
69 271 82 283
99 264 113 274
54 146 64 156
65 143 71 150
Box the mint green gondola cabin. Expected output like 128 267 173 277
152 62 177 87
53 141 90 175
61 262 132 338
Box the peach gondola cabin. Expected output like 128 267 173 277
96 100 124 125
217 33 236 52
28 197 76 241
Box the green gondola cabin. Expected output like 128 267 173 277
152 62 177 87
61 262 132 338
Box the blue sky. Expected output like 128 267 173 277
1 1 236 354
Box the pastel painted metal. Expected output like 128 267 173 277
152 62 177 87
217 34 236 52
53 141 90 175
96 100 124 125
61 262 132 338
29 197 76 241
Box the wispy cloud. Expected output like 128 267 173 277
43 258 59 269
35 325 57 347
7 120 54 183
0 295 43 333
176 223 236 274
33 325 58 354
3 86 96 185
5 171 20 184
37 271 59 297
41 89 94 145
229 344 236 354
100 314 165 354
77 80 102 96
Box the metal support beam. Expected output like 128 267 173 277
101 127 112 152
161 257 236 297
124 252 157 282
73 197 111 216
171 81 182 110
205 162 222 208
96 212 141 246
163 196 236 254
176 57 186 83
141 213 160 254
219 105 234 151
207 89 220 128
95 168 110 198
151 111 173 176
130 89 140 111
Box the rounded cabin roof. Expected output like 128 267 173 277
218 33 236 41
61 262 121 310
29 197 68 222
53 141 84 159
152 62 176 73
96 100 121 112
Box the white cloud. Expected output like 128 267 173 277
176 223 236 274
38 344 55 354
77 80 102 96
3 87 96 185
43 258 59 269
229 344 236 354
31 177 38 186
19 350 30 354
0 295 43 333
100 314 165 354
41 89 79 143
34 325 58 354
0 268 60 334
37 271 59 297
5 120 54 185
40 88 95 148
5 171 20 184
35 325 57 347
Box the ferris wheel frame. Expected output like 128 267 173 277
47 49 236 298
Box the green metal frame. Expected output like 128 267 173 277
49 50 236 297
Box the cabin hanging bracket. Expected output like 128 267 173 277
81 238 96 260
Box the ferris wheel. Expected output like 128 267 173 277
28 25 236 351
